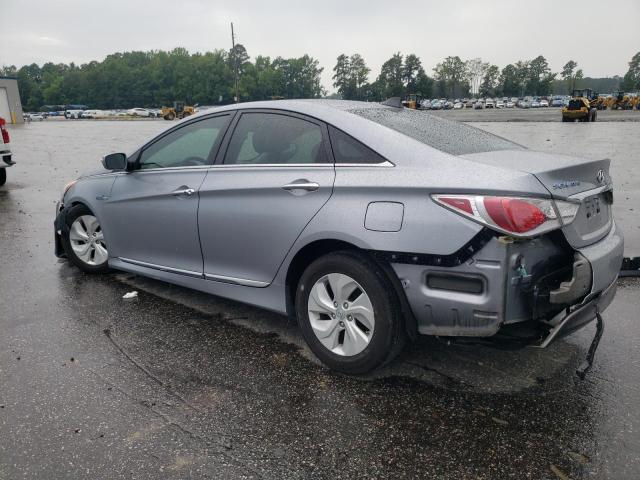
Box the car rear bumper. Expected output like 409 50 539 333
1 145 13 167
390 223 623 340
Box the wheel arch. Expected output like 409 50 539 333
284 238 418 341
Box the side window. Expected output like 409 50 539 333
139 115 230 169
224 113 325 165
328 126 387 164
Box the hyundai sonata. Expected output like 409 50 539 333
54 100 623 374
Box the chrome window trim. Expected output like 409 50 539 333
131 165 211 173
204 161 395 169
206 163 334 170
335 161 395 168
119 257 203 278
204 273 269 288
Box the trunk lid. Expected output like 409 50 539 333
461 150 613 247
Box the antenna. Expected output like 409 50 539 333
231 22 239 103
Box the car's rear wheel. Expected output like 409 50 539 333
60 204 110 273
295 251 405 374
0 168 6 186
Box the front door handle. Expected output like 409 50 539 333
282 180 320 192
172 186 196 196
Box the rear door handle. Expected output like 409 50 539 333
172 186 196 196
282 180 320 192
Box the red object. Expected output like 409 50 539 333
484 197 547 233
438 196 473 215
0 117 9 144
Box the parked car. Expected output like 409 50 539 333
473 101 484 109
485 99 495 109
0 117 14 187
81 110 103 119
430 100 442 110
53 100 624 374
505 101 515 108
127 108 154 117
531 100 541 108
65 109 84 119
443 101 454 110
551 96 564 107
453 102 464 109
24 113 45 121
539 99 549 107
496 100 505 109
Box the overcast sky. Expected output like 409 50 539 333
1 0 638 92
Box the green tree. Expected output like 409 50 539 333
433 56 469 98
377 53 404 98
499 64 520 97
479 65 500 97
621 51 640 91
349 54 370 100
332 54 352 98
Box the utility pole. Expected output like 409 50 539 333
231 22 239 103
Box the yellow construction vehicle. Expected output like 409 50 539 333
561 89 598 122
609 91 632 110
594 95 608 110
402 94 423 109
161 101 196 120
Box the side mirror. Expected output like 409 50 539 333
102 152 127 170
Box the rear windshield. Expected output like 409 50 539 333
350 107 523 156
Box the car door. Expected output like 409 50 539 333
198 110 335 286
104 113 232 275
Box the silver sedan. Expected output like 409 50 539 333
54 100 624 374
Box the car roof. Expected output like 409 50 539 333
187 99 522 159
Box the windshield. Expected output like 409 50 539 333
350 107 524 156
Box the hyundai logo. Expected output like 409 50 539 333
596 169 605 184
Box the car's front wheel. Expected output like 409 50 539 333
60 204 110 273
296 251 405 374
0 168 6 186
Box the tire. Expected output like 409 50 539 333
591 109 597 122
295 250 406 374
0 168 6 186
562 116 569 122
60 204 110 274
164 112 175 120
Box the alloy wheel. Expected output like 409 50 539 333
69 215 108 266
307 273 375 356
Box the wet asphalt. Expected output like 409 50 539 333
1 120 639 479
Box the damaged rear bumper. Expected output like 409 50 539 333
390 221 623 345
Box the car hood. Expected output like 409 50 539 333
460 150 611 198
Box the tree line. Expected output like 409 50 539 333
1 46 325 111
2 47 639 111
333 52 640 100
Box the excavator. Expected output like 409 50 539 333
561 89 599 122
161 101 196 120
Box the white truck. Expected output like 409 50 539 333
0 116 13 187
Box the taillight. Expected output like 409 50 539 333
0 118 8 144
432 194 580 237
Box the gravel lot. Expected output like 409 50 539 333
1 118 639 479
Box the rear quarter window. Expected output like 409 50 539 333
328 126 387 164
